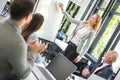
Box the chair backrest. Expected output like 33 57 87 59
39 37 55 61
46 53 77 80
84 53 97 64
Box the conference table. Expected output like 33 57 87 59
67 74 86 80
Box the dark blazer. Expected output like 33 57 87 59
86 63 113 80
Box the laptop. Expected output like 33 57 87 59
21 65 56 80
87 74 106 80
46 53 77 80
29 65 55 80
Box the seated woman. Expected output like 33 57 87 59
22 13 47 63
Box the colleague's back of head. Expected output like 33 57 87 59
22 13 44 41
10 0 34 20
26 13 44 32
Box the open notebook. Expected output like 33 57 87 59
46 53 77 80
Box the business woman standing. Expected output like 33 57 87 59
58 3 102 62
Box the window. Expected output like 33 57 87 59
60 1 80 33
92 15 120 59
113 37 120 73
89 0 120 59
100 0 110 9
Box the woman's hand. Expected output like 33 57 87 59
38 40 48 53
28 39 47 53
58 2 64 12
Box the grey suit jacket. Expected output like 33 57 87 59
0 18 36 79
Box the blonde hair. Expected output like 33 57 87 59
92 13 102 32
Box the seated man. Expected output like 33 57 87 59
81 50 118 80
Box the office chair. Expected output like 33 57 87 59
73 58 88 76
38 37 57 62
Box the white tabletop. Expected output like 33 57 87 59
21 65 56 80
67 74 86 80
55 39 68 51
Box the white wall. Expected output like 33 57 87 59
35 0 69 42
35 0 94 42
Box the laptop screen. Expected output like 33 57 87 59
46 54 77 80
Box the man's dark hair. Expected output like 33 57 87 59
10 0 34 20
